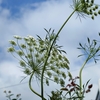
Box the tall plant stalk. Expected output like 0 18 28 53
29 72 41 98
79 57 89 99
41 10 76 100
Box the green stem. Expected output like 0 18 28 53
41 10 76 100
79 49 99 99
79 57 89 99
29 72 45 99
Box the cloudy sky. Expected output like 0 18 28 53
0 0 100 100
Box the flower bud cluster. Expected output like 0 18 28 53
48 90 62 100
73 0 100 19
8 29 70 87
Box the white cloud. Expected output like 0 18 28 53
0 0 2 4
0 0 100 100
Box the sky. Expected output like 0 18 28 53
0 0 100 100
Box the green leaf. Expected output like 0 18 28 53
93 40 97 46
68 71 72 79
96 48 99 53
77 47 82 49
44 28 49 34
79 43 83 47
37 35 42 40
78 54 84 57
49 28 51 32
60 50 67 54
87 37 90 44
85 79 91 89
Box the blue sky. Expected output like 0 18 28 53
1 0 46 15
0 0 100 100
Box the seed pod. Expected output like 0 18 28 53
98 10 100 14
95 5 98 9
91 15 94 20
94 12 97 16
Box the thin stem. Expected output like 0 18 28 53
56 10 76 39
41 10 76 100
79 57 89 99
29 72 45 99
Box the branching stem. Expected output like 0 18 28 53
41 10 76 100
29 72 46 100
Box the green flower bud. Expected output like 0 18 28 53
37 59 41 63
63 62 69 70
20 60 26 67
33 42 37 46
24 37 29 41
23 68 31 75
58 54 62 60
86 0 89 3
29 48 33 52
95 5 98 9
28 60 33 66
17 50 24 56
61 72 66 79
98 10 100 14
90 11 93 15
56 63 59 67
86 11 90 15
47 71 52 78
35 53 39 58
94 12 97 16
91 15 94 20
60 62 64 68
54 76 59 84
9 40 16 46
39 40 44 45
27 42 32 46
55 69 60 75
63 56 70 64
20 44 26 49
27 54 32 59
28 35 34 39
51 66 55 71
50 60 54 64
46 79 49 86
4 90 6 93
7 47 15 52
14 35 22 39
60 78 65 87
89 3 93 7
91 0 94 4
16 94 21 97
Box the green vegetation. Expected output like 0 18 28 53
7 0 100 100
